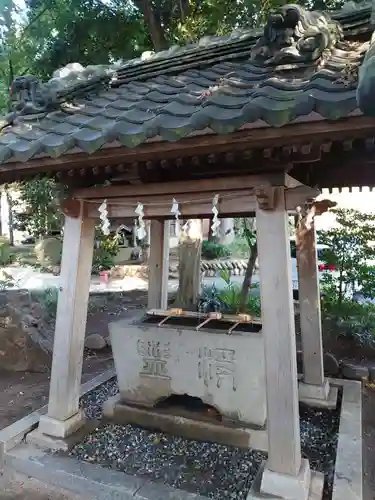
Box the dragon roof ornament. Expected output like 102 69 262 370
357 32 375 115
251 4 343 65
2 63 116 130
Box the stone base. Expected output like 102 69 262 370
247 461 323 500
261 459 311 500
103 394 268 451
26 416 98 453
38 411 86 439
299 379 330 400
299 380 338 410
26 429 71 452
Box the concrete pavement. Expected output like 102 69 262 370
1 265 256 294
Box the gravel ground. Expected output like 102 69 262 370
71 378 340 499
80 378 119 420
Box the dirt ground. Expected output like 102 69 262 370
0 290 147 429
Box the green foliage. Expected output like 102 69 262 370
226 237 250 258
92 229 120 274
319 208 375 304
30 287 59 316
0 236 11 265
24 0 150 80
201 240 231 260
34 237 62 267
322 297 375 349
0 0 351 112
234 217 256 247
199 269 261 316
13 178 63 239
318 208 375 349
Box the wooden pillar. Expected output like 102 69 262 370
256 187 310 498
148 220 170 310
296 205 330 403
296 219 324 385
36 213 95 440
132 220 137 247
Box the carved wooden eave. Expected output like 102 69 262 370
0 115 375 187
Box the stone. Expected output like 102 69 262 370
105 336 112 347
37 411 86 439
0 290 52 372
109 317 267 428
84 333 106 350
341 362 369 381
260 459 311 500
34 237 62 267
51 265 60 276
324 352 340 377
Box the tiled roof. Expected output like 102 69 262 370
0 2 373 164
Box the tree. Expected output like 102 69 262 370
13 178 63 239
236 218 258 312
319 208 375 305
24 0 150 79
174 219 202 310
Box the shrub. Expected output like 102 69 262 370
322 297 375 349
92 232 120 274
0 237 12 265
199 271 261 316
31 287 59 317
34 237 62 267
201 240 231 260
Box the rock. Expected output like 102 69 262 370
341 362 369 381
51 265 60 276
323 352 340 377
106 336 112 347
0 290 52 372
85 333 107 350
34 237 62 266
296 350 303 374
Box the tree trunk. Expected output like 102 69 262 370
134 0 169 51
218 218 234 245
174 220 202 310
239 242 258 313
5 185 14 246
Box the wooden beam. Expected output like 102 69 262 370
84 186 319 219
74 173 286 200
286 186 321 208
86 192 256 219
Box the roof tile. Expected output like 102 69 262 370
73 128 107 153
0 2 371 163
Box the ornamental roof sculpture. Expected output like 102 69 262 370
251 4 343 65
0 2 372 164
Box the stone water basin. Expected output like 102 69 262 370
109 310 267 428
